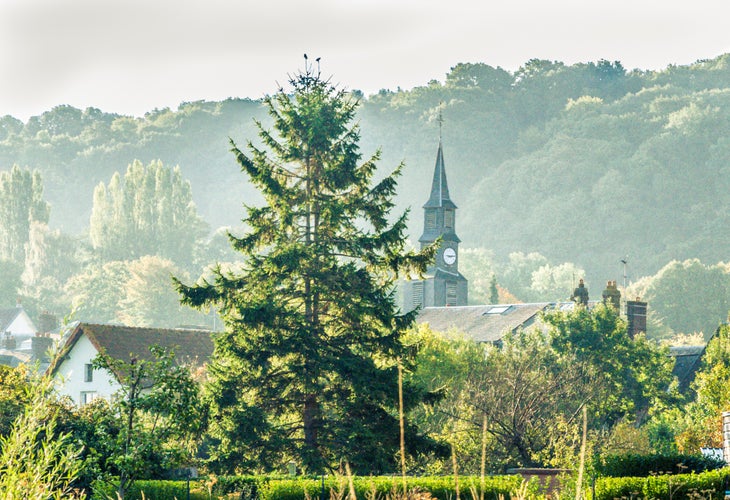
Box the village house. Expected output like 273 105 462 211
48 322 213 405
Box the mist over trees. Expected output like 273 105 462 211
3 55 730 336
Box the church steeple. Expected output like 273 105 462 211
419 141 460 249
423 141 457 210
401 127 468 312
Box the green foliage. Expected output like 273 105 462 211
595 453 726 478
0 259 22 310
467 329 591 469
92 345 205 498
117 255 205 328
0 364 31 437
0 165 49 264
66 261 131 323
544 304 677 427
669 323 730 452
594 468 730 500
257 475 521 500
406 324 487 474
177 63 437 474
65 256 206 327
92 479 208 500
89 159 207 267
642 259 730 339
0 375 86 499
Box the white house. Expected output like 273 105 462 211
49 322 214 405
0 304 38 345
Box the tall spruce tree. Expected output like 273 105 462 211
176 62 436 473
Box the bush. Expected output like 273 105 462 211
596 454 726 477
212 475 265 499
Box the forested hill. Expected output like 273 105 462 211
3 54 730 282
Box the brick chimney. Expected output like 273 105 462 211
626 298 647 338
602 280 621 311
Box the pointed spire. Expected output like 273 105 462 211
423 140 457 209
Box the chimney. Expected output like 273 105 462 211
37 311 58 334
626 298 647 338
31 336 54 363
2 331 15 350
602 280 621 311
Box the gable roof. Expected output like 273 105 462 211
49 323 214 377
416 303 561 344
0 308 23 331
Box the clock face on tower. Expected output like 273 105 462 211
443 247 456 265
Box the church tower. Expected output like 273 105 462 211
402 140 468 311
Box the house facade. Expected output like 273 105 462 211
49 322 214 405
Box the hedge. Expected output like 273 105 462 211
594 467 730 500
596 454 727 478
92 479 209 499
253 475 521 500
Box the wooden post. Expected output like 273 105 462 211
398 361 407 493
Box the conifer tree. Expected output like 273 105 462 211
176 62 436 473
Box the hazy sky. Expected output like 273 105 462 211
1 0 729 121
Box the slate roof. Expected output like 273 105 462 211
423 141 457 210
416 303 562 344
669 345 706 393
49 323 214 378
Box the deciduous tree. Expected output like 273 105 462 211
89 159 207 267
92 345 204 499
0 165 49 264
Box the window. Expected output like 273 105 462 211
484 305 512 315
80 391 97 405
84 363 93 382
446 281 457 306
412 281 424 308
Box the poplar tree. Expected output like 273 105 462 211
89 160 206 267
0 165 49 264
177 62 436 473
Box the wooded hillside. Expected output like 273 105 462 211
2 54 730 290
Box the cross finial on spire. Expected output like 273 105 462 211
437 106 444 141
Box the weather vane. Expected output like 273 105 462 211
437 105 444 141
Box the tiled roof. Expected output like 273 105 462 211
416 303 556 344
49 323 214 377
